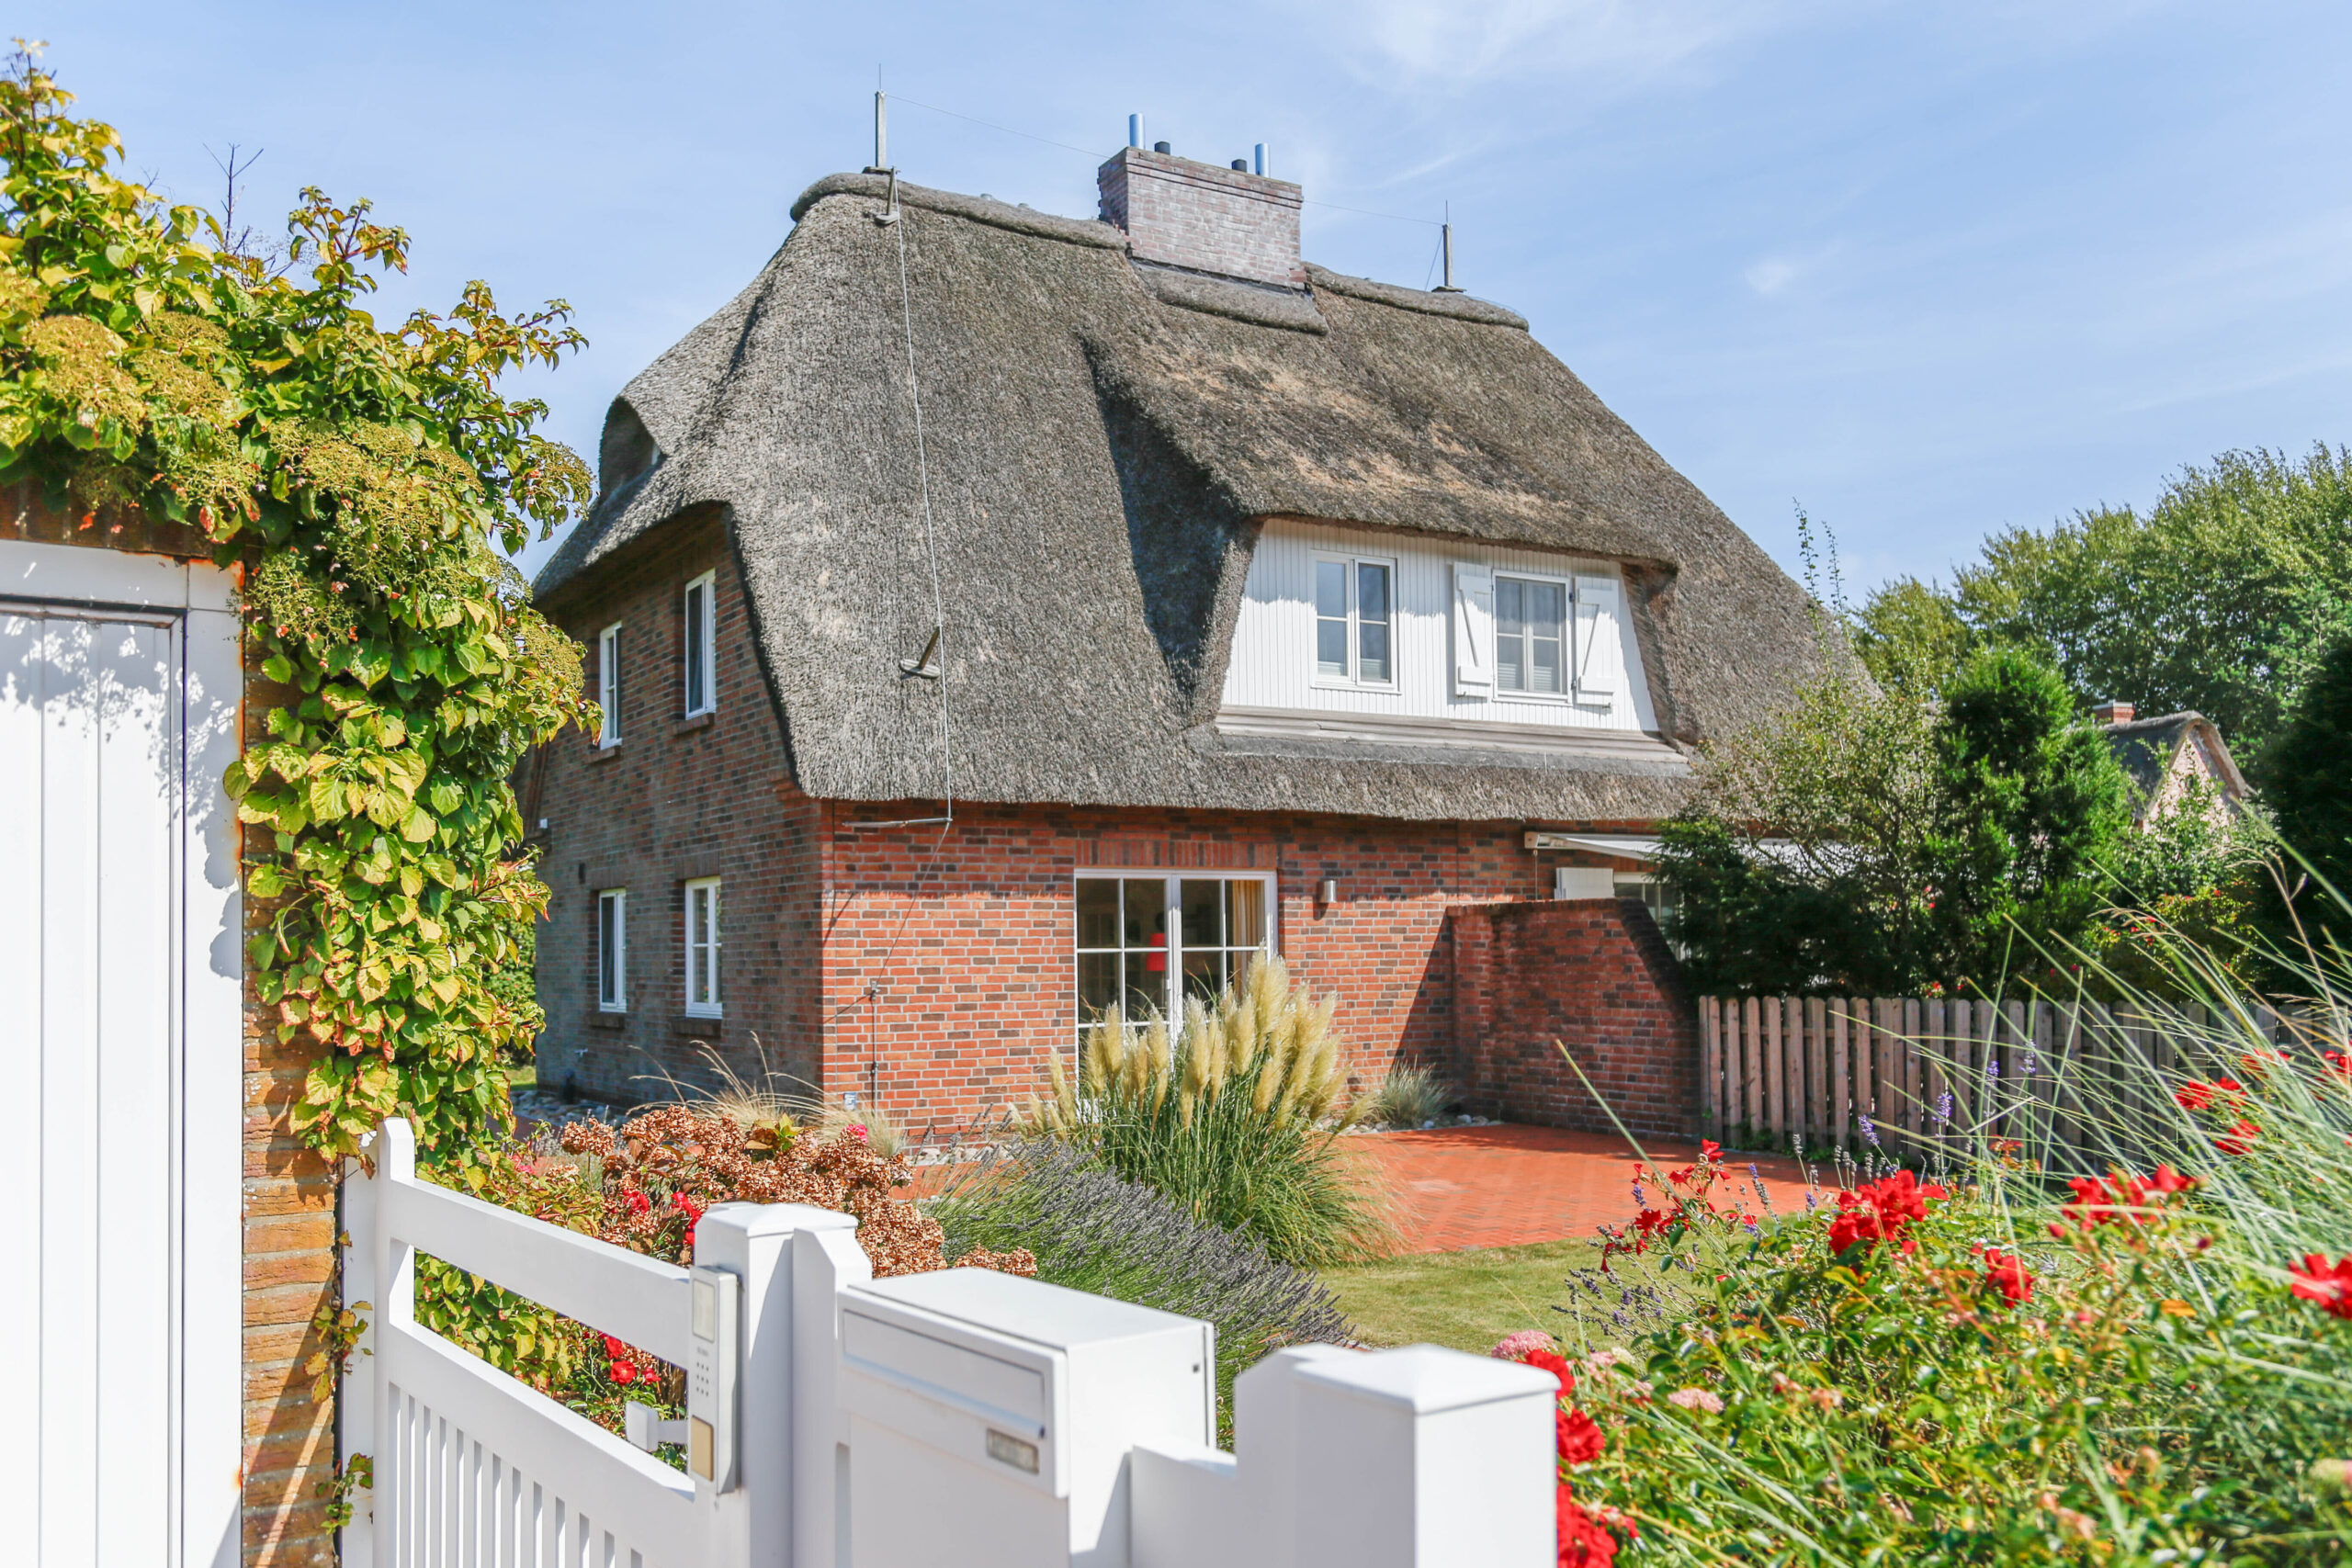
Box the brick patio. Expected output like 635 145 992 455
1351 1124 1815 1254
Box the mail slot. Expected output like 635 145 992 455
838 1269 1212 1566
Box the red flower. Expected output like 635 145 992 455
1666 1166 1691 1188
1828 1170 1948 1257
1524 1348 1577 1398
1699 1140 1723 1162
2240 1050 2289 1078
609 1359 639 1385
1632 1208 1674 1241
2174 1081 2218 1111
620 1187 651 1218
1556 1406 1605 1466
2212 1120 2259 1156
1977 1247 2034 1307
2322 1048 2352 1083
2144 1164 2198 1197
1557 1485 1623 1568
2288 1254 2352 1319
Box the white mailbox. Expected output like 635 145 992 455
837 1269 1212 1567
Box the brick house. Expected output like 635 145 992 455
5 492 337 1565
526 148 1823 1140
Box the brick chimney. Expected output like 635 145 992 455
2093 700 2135 725
1098 146 1305 288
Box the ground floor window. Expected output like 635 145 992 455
597 889 627 1011
684 876 721 1016
1073 873 1274 1037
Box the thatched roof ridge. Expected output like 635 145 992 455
533 173 1825 819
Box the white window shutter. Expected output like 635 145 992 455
1574 573 1623 705
1452 564 1494 695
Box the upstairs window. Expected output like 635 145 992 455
683 571 716 717
684 877 721 1017
1495 575 1567 695
1313 554 1395 687
596 889 628 1011
596 622 623 746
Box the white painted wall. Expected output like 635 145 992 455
1219 519 1659 733
0 539 243 1568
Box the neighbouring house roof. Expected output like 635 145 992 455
533 173 1826 821
2101 711 2250 823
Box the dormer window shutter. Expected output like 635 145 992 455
1452 563 1494 695
1574 573 1623 705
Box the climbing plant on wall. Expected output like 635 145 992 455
0 47 594 1162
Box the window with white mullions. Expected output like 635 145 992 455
682 571 716 717
1495 575 1569 695
684 876 721 1017
596 622 623 745
596 889 627 1011
1312 555 1396 686
1073 873 1274 1042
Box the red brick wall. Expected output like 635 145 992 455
1448 898 1699 1137
812 804 1683 1133
531 509 827 1104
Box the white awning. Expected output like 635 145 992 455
1521 832 1665 861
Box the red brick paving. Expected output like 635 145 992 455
1351 1124 1815 1254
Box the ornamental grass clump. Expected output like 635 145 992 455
1361 1060 1454 1129
1534 892 2352 1566
1027 954 1389 1267
931 1139 1351 1417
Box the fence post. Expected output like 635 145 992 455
690 1202 861 1568
791 1220 873 1568
1852 998 1873 1151
1701 998 1722 1134
1831 1001 1852 1152
1742 997 1762 1138
1804 997 1826 1145
1764 998 1785 1145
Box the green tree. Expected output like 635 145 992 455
1857 446 2352 761
0 50 594 1158
1925 647 2132 987
2258 626 2352 964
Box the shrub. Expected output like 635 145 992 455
1360 1061 1453 1128
1026 955 1389 1266
2259 625 2352 969
1538 897 2352 1564
931 1140 1351 1417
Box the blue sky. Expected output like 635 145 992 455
28 2 2352 593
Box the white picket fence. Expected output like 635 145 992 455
1698 993 2337 1168
340 1120 1556 1568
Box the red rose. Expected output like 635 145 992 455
1556 1407 1605 1466
2288 1254 2352 1319
1524 1348 1576 1398
610 1360 639 1385
2212 1120 2259 1157
1977 1247 2034 1307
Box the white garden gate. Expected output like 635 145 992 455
342 1119 1559 1568
0 539 244 1568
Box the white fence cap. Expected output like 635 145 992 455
1292 1343 1562 1416
858 1267 1203 1349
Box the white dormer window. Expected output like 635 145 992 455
682 571 717 717
596 622 623 746
1495 574 1569 696
1312 553 1396 688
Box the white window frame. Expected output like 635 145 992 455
684 876 722 1018
596 888 628 1012
596 621 623 747
1070 870 1280 1042
1309 551 1399 691
1491 569 1576 704
682 570 717 718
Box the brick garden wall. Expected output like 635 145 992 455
1448 897 1700 1137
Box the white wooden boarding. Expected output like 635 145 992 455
1 540 243 1568
343 1118 1557 1568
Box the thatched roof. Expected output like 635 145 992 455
2102 711 2250 821
534 173 1824 820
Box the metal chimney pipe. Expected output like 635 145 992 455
873 91 888 171
1254 142 1266 175
1436 221 1462 293
1129 113 1140 148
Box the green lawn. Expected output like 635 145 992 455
1321 1240 1602 1353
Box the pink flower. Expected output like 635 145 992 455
1491 1331 1558 1363
1667 1387 1724 1413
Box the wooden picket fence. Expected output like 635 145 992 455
1697 994 2336 1173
